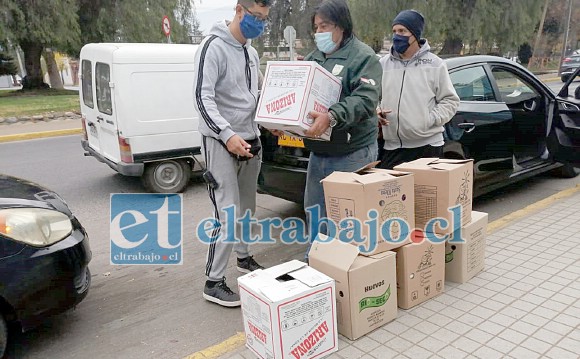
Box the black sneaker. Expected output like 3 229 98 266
237 256 264 274
203 277 240 307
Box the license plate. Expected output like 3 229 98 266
278 134 304 148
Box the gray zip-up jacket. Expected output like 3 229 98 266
194 20 260 144
379 40 459 150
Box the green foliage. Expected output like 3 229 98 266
3 0 81 52
0 52 18 76
346 0 545 55
77 0 196 48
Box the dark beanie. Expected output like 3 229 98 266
392 10 425 42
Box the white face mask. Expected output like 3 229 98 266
315 32 338 54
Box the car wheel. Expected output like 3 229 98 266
142 159 191 193
0 313 7 359
550 163 578 178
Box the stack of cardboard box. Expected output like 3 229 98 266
394 158 488 285
238 158 491 357
309 158 490 341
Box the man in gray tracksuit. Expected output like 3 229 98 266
378 10 460 169
193 0 271 307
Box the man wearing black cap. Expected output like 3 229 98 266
377 9 460 169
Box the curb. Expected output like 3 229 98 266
0 129 82 143
183 183 580 359
487 183 580 234
183 333 245 359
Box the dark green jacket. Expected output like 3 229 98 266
304 36 382 156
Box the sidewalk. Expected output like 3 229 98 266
0 118 81 142
223 191 580 359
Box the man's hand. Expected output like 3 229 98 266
304 111 330 138
269 129 285 137
377 107 392 126
226 134 252 158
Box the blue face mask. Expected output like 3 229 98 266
240 14 265 39
393 34 411 54
315 32 338 54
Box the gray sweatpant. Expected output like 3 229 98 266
202 136 261 282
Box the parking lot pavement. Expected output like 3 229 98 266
221 190 580 359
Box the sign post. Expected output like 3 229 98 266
162 16 171 44
284 26 296 61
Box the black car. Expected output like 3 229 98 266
258 56 580 204
0 175 91 357
559 54 580 82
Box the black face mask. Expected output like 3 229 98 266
393 34 411 54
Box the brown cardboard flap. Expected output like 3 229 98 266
320 171 355 184
309 235 360 271
433 159 473 164
394 158 439 169
321 169 398 185
395 158 473 171
368 251 396 260
351 172 392 185
354 161 381 173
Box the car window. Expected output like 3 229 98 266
81 60 94 109
96 62 113 115
449 66 495 101
491 68 539 105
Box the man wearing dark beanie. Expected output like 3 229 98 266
377 9 460 169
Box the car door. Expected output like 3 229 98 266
551 67 580 166
94 61 121 163
446 64 515 172
488 66 547 166
80 59 101 153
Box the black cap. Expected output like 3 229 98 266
392 10 425 42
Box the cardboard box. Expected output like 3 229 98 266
394 239 445 309
321 163 414 256
255 61 342 141
445 211 488 283
394 158 474 234
308 235 398 340
238 260 338 359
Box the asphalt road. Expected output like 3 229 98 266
0 79 578 358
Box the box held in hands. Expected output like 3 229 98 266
255 61 342 141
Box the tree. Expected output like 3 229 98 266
77 0 197 46
256 0 322 57
1 0 80 89
0 51 18 76
348 0 411 53
518 42 533 64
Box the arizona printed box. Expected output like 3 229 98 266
238 260 338 359
255 61 342 141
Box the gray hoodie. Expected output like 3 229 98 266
379 40 459 150
194 20 261 144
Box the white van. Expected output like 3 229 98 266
79 43 202 193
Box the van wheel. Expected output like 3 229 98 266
0 313 7 359
142 159 191 193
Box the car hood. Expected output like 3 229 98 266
0 175 72 216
